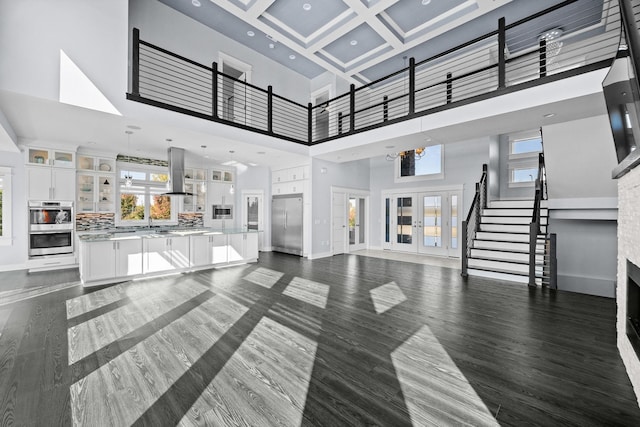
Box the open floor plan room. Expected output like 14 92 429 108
1 253 639 426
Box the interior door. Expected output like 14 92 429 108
242 192 263 250
332 191 347 255
348 196 366 251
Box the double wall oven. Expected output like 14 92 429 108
28 201 74 257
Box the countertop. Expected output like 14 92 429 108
78 228 259 242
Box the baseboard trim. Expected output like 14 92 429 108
308 251 333 260
0 262 27 272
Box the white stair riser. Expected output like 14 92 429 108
481 216 548 225
475 232 529 242
473 240 541 251
467 268 531 284
470 249 543 263
488 200 548 209
483 208 548 217
480 224 546 233
468 258 540 274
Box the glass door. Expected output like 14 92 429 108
348 196 366 251
395 195 418 252
242 192 263 250
417 191 461 257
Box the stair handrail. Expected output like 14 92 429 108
461 164 488 277
529 151 555 287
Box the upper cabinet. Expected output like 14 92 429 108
76 155 116 213
26 147 75 168
272 165 309 195
25 146 76 201
211 169 234 183
183 168 207 213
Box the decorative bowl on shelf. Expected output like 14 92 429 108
99 163 111 171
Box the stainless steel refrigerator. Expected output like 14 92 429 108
272 194 303 256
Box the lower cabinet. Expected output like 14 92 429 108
80 232 258 286
143 236 190 274
80 238 143 283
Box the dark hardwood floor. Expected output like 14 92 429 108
1 252 639 426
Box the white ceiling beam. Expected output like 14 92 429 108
245 0 275 19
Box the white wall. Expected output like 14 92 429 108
0 152 28 270
369 137 490 248
130 0 311 105
0 0 129 109
310 158 370 256
543 115 618 200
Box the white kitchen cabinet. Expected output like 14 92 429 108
228 233 258 263
211 234 228 264
245 232 259 261
26 147 74 168
79 238 143 283
77 172 115 213
144 236 190 273
190 234 212 267
208 182 233 205
27 166 75 201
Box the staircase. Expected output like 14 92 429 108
467 199 548 284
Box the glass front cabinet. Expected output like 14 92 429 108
76 155 116 213
183 168 207 213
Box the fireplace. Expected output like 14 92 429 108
627 260 640 359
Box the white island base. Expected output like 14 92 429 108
79 231 258 287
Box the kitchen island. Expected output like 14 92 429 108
78 228 259 286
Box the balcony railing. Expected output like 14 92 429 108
127 0 621 146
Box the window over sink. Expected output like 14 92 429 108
116 163 178 226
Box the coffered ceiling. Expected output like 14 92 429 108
157 0 582 85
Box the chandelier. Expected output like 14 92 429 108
385 147 426 161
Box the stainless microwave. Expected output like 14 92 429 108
212 204 233 219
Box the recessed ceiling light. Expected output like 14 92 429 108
166 138 173 142
289 54 296 60
422 0 431 4
269 43 274 49
192 0 201 7
350 40 358 46
229 150 235 154
544 113 555 118
247 30 255 37
303 3 311 11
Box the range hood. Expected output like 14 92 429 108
164 147 192 195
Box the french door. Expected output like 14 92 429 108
348 196 366 251
383 190 461 257
241 191 264 250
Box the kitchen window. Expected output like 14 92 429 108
116 164 178 226
395 144 444 183
0 167 12 245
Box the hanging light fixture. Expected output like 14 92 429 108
200 145 207 193
124 130 133 187
385 147 426 161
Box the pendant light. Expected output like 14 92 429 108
200 145 207 193
124 130 133 187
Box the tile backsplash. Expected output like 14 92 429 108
76 213 115 231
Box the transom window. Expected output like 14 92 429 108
395 144 444 182
508 130 542 187
117 164 177 226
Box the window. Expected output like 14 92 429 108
508 131 542 187
0 167 12 245
117 164 177 226
511 167 539 183
395 144 444 182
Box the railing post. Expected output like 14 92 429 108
481 163 488 209
132 28 140 97
212 62 218 120
461 220 468 277
446 72 453 104
267 86 273 134
349 84 356 132
529 222 538 287
409 57 416 115
338 112 343 135
539 39 547 78
549 233 557 289
307 102 313 144
475 181 481 230
383 95 389 122
498 17 506 89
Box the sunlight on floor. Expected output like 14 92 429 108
69 292 249 426
391 325 498 426
244 267 284 288
179 316 317 426
370 281 407 314
283 277 330 309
